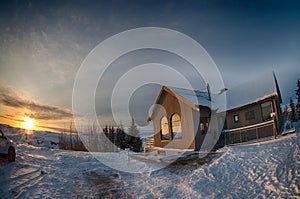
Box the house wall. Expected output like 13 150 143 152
226 102 266 130
152 91 196 149
226 97 284 132
151 90 283 150
225 97 284 143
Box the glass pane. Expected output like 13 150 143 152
261 101 272 121
171 114 182 140
161 117 169 140
245 110 255 121
234 115 239 123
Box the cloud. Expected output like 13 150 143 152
0 84 73 120
0 115 67 132
0 114 24 122
35 125 68 133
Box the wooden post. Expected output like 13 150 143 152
271 99 278 139
256 128 258 141
240 130 242 143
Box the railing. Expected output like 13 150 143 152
145 137 155 147
223 120 275 145
144 137 155 153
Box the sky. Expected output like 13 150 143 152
0 0 299 132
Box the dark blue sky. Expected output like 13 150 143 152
0 0 299 129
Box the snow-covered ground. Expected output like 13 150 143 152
0 123 299 198
0 124 60 149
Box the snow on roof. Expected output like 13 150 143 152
167 86 212 108
225 72 278 110
166 72 279 111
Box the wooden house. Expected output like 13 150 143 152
148 73 283 150
148 86 212 150
222 73 283 145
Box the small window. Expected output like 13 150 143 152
200 123 204 130
245 110 255 121
171 114 182 140
261 101 272 121
161 117 170 140
233 115 239 123
200 118 210 134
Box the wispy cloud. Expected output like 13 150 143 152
0 114 68 132
0 84 73 120
0 114 24 122
35 125 68 132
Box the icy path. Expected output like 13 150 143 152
0 131 299 198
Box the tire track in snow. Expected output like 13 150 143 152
0 166 45 199
0 167 38 185
11 172 45 198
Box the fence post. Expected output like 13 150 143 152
239 130 242 143
256 128 258 141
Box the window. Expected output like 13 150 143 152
200 117 210 134
233 115 239 123
161 117 170 140
171 114 182 140
261 101 272 121
245 110 255 121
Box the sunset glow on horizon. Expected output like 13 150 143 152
23 117 35 130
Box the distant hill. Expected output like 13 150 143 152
0 124 60 149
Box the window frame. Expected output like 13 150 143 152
171 113 182 140
260 101 272 121
233 114 239 123
200 117 210 134
160 116 170 140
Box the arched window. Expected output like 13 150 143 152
161 117 170 140
171 114 182 140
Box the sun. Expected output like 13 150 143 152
23 117 35 130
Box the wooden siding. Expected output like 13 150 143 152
224 97 283 145
226 102 267 130
151 87 283 150
152 90 196 149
